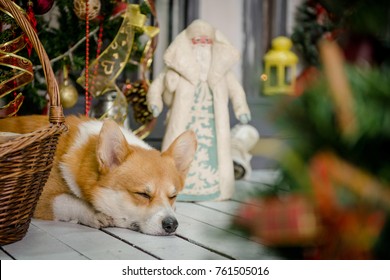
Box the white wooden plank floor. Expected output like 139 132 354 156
0 170 280 260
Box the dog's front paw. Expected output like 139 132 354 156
86 212 114 228
96 212 114 228
78 212 114 229
53 194 115 229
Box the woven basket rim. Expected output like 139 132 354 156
0 124 67 158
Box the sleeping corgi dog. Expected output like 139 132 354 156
0 115 197 236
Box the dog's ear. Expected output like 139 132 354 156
97 119 129 173
163 130 197 178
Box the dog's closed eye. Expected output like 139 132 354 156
135 192 151 200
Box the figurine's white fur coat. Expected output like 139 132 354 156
148 20 251 200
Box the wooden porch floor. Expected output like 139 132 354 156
0 170 281 260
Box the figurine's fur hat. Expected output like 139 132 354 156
186 19 215 39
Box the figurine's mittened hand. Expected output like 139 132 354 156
150 105 161 117
238 114 251 124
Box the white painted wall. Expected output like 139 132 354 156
198 0 243 81
153 0 170 77
287 0 304 34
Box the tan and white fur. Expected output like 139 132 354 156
0 115 197 235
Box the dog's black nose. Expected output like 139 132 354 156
162 217 178 233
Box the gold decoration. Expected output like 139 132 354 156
77 4 159 97
0 93 24 118
59 65 78 108
59 82 78 109
73 0 101 21
77 3 159 127
0 52 33 98
125 1 158 129
0 6 34 117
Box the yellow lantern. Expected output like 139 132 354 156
262 36 298 95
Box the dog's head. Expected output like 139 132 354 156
92 119 197 235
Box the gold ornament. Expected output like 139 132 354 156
73 0 101 21
59 80 79 109
59 65 78 108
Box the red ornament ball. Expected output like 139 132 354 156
33 0 55 15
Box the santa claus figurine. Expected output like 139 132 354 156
147 19 251 201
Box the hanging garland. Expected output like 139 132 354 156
83 0 91 115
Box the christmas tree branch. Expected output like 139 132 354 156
33 26 100 71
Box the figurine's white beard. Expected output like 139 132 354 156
192 44 212 82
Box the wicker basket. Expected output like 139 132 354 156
0 0 67 245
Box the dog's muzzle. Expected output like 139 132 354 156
162 216 178 234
